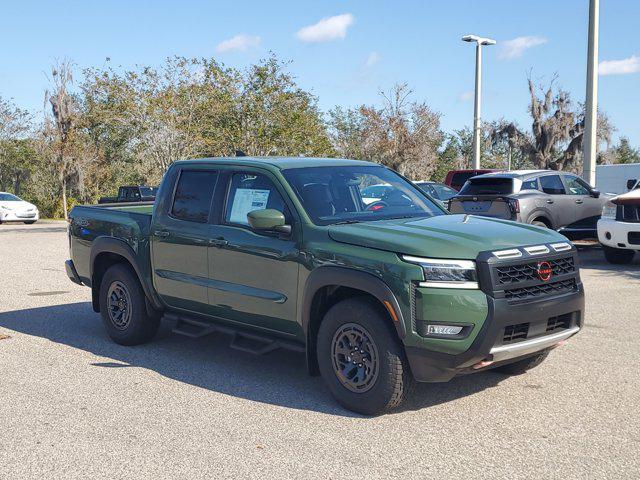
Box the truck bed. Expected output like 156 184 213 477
68 202 154 286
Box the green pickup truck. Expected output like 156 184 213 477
66 157 584 415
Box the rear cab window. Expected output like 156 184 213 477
171 170 219 222
539 175 566 195
451 172 476 189
458 177 514 195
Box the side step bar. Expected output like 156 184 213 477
165 312 305 355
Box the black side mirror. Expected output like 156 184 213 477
591 189 600 198
627 179 637 190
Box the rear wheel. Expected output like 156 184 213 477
23 221 36 225
531 219 550 228
99 263 159 345
602 245 635 264
317 297 414 415
493 350 550 375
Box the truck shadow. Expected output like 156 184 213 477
0 302 505 417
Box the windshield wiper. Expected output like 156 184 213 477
332 219 361 225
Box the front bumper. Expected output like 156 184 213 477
405 285 584 382
0 210 39 222
598 218 640 250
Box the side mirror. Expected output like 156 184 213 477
627 179 637 190
247 209 291 234
591 189 601 198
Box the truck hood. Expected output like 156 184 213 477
612 189 640 206
327 214 567 259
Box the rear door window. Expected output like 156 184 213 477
539 175 566 195
171 170 218 223
458 178 514 195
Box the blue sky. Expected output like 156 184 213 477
2 0 639 145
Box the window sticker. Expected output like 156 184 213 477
229 188 270 224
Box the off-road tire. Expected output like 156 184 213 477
317 297 414 415
99 263 160 345
494 350 550 375
602 245 635 264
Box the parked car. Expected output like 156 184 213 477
0 192 39 224
360 183 391 205
596 163 640 195
444 169 501 191
66 157 583 415
414 181 458 206
448 170 612 240
598 188 640 264
98 185 158 204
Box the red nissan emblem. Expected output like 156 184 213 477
536 261 553 281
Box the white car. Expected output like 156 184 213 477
0 192 39 224
597 188 640 264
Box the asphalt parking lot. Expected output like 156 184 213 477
1 221 639 479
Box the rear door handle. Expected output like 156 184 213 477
575 199 584 204
153 229 170 238
209 237 228 247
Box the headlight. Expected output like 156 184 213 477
402 256 478 289
601 202 617 219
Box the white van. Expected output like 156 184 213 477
596 164 640 195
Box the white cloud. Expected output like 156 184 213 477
297 14 354 43
600 55 640 75
499 36 547 60
216 34 261 53
458 90 474 102
365 51 381 68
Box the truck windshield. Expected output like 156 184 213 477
458 177 514 195
283 165 445 226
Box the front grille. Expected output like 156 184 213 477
503 323 529 343
546 313 571 332
504 278 577 301
495 257 575 284
618 204 640 222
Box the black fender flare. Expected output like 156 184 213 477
301 266 407 339
90 237 163 312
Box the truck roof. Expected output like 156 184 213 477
173 156 375 170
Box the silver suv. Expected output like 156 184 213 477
448 170 611 239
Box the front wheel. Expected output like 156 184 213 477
99 263 160 345
317 297 414 415
23 221 36 225
602 245 635 264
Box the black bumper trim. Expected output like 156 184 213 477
404 284 585 382
65 260 83 285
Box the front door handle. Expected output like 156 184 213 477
546 199 554 204
575 199 584 204
209 237 229 247
153 229 170 238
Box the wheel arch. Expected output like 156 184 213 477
90 237 163 314
301 267 407 375
527 210 554 229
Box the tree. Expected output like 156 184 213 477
611 137 640 165
492 76 613 172
0 96 33 192
45 60 81 219
329 84 443 179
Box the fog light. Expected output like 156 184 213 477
427 325 463 335
605 231 611 240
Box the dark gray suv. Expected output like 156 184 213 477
448 170 611 239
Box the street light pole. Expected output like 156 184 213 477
583 0 599 186
462 35 496 170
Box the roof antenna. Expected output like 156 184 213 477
235 150 247 157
